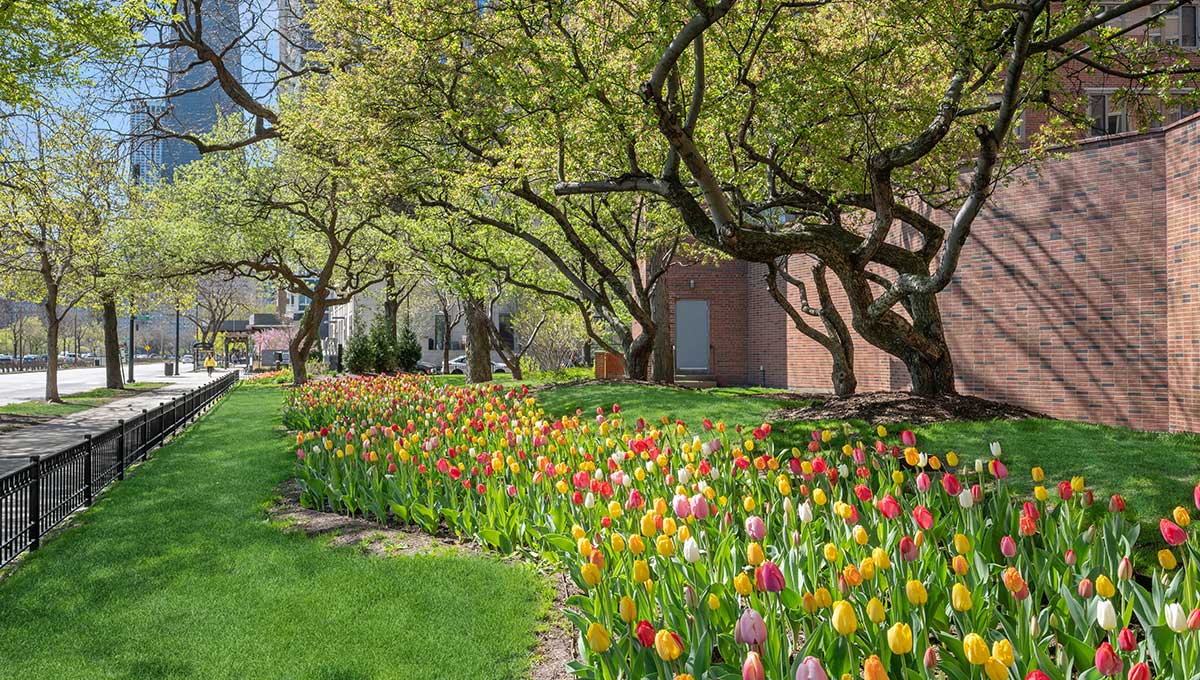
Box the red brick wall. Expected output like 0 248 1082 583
675 121 1200 432
660 259 749 387
1166 117 1200 432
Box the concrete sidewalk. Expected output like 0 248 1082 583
0 369 237 476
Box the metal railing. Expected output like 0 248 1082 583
0 371 239 568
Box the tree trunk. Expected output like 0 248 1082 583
102 296 123 389
289 300 325 387
582 339 592 367
650 279 673 384
383 269 401 343
463 297 493 383
623 332 652 381
45 305 60 402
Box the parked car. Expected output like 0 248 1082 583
0 354 11 363
181 354 194 364
445 355 507 374
22 354 39 362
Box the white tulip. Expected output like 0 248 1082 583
621 474 632 488
798 501 814 524
678 467 692 485
593 469 604 481
974 458 984 474
645 461 656 473
683 537 702 563
1029 615 1040 637
837 464 849 478
701 441 713 456
958 489 974 509
584 492 595 509
783 497 794 519
1166 602 1188 632
1096 598 1117 631
989 441 1002 456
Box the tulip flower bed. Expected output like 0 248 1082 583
287 375 1200 680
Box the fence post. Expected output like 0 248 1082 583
140 409 149 460
117 419 126 481
84 435 93 506
28 455 41 551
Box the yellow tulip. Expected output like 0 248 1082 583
951 555 969 576
952 583 973 612
821 429 832 443
802 592 818 614
1034 485 1048 501
963 633 989 665
946 451 959 466
859 557 876 580
832 601 857 636
608 501 622 518
1096 575 1115 599
640 513 657 538
654 629 682 661
983 658 1008 680
586 622 611 653
578 538 594 558
747 542 765 566
571 525 586 539
707 593 720 610
891 470 904 485
866 597 885 624
1175 506 1191 528
1031 466 1044 482
663 518 678 536
872 548 891 570
1159 549 1178 570
813 488 828 505
904 447 920 466
633 559 650 583
619 595 637 623
1071 476 1085 493
743 495 756 512
905 580 928 606
629 535 646 555
954 533 971 554
656 535 675 557
852 525 869 546
887 622 913 654
581 563 601 588
824 543 840 563
610 533 626 553
991 639 1015 667
777 475 792 496
814 586 833 608
734 572 753 596
877 425 888 437
678 525 691 542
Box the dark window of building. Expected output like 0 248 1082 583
498 312 515 349
1089 94 1128 136
434 313 447 349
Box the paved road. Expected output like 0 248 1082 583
0 363 198 405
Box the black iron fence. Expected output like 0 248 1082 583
0 371 239 568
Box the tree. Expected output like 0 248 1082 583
531 0 1200 396
396 321 421 372
515 303 586 373
0 111 125 400
184 275 257 346
146 129 391 386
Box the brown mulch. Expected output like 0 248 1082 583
769 391 1048 424
0 413 55 426
269 481 576 680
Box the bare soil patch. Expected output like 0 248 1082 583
269 481 576 680
770 391 1048 424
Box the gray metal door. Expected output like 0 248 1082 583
675 300 710 372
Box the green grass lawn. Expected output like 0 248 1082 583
0 382 171 418
0 387 548 680
537 382 1200 550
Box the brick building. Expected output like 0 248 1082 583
659 114 1200 433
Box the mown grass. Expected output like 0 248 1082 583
0 381 171 417
0 387 548 680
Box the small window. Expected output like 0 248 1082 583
498 312 515 350
1150 5 1199 46
434 313 447 350
1088 93 1128 136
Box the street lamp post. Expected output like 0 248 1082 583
174 306 180 375
127 303 135 383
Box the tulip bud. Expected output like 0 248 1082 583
795 657 828 680
742 651 765 680
1000 535 1017 558
1094 641 1122 677
1189 607 1200 631
1118 557 1133 581
1096 598 1117 631
1029 615 1040 637
1166 602 1188 632
1117 627 1136 652
1065 549 1077 566
1128 662 1150 680
684 584 698 609
1078 578 1094 599
923 646 939 669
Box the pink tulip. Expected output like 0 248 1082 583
690 494 709 520
755 561 786 593
1026 673 1052 680
1161 518 1188 546
1065 549 1077 566
1189 608 1200 631
924 646 939 670
1000 535 1017 558
672 494 692 519
990 458 1009 479
745 516 766 541
734 608 768 647
916 473 932 492
1094 641 1122 676
1078 578 1094 599
901 430 916 446
743 652 765 680
899 536 919 562
1194 481 1200 511
795 656 828 680
877 495 901 519
1128 663 1150 680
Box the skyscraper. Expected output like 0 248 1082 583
128 101 166 185
157 0 244 181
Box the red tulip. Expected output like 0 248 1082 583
1117 627 1136 652
1025 673 1052 680
1110 494 1126 513
1194 481 1200 511
1189 607 1200 631
942 473 962 496
1161 518 1188 546
1094 641 1122 676
635 620 655 647
1127 663 1150 680
899 535 919 562
876 495 901 520
1058 481 1073 500
912 506 933 531
754 561 786 593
